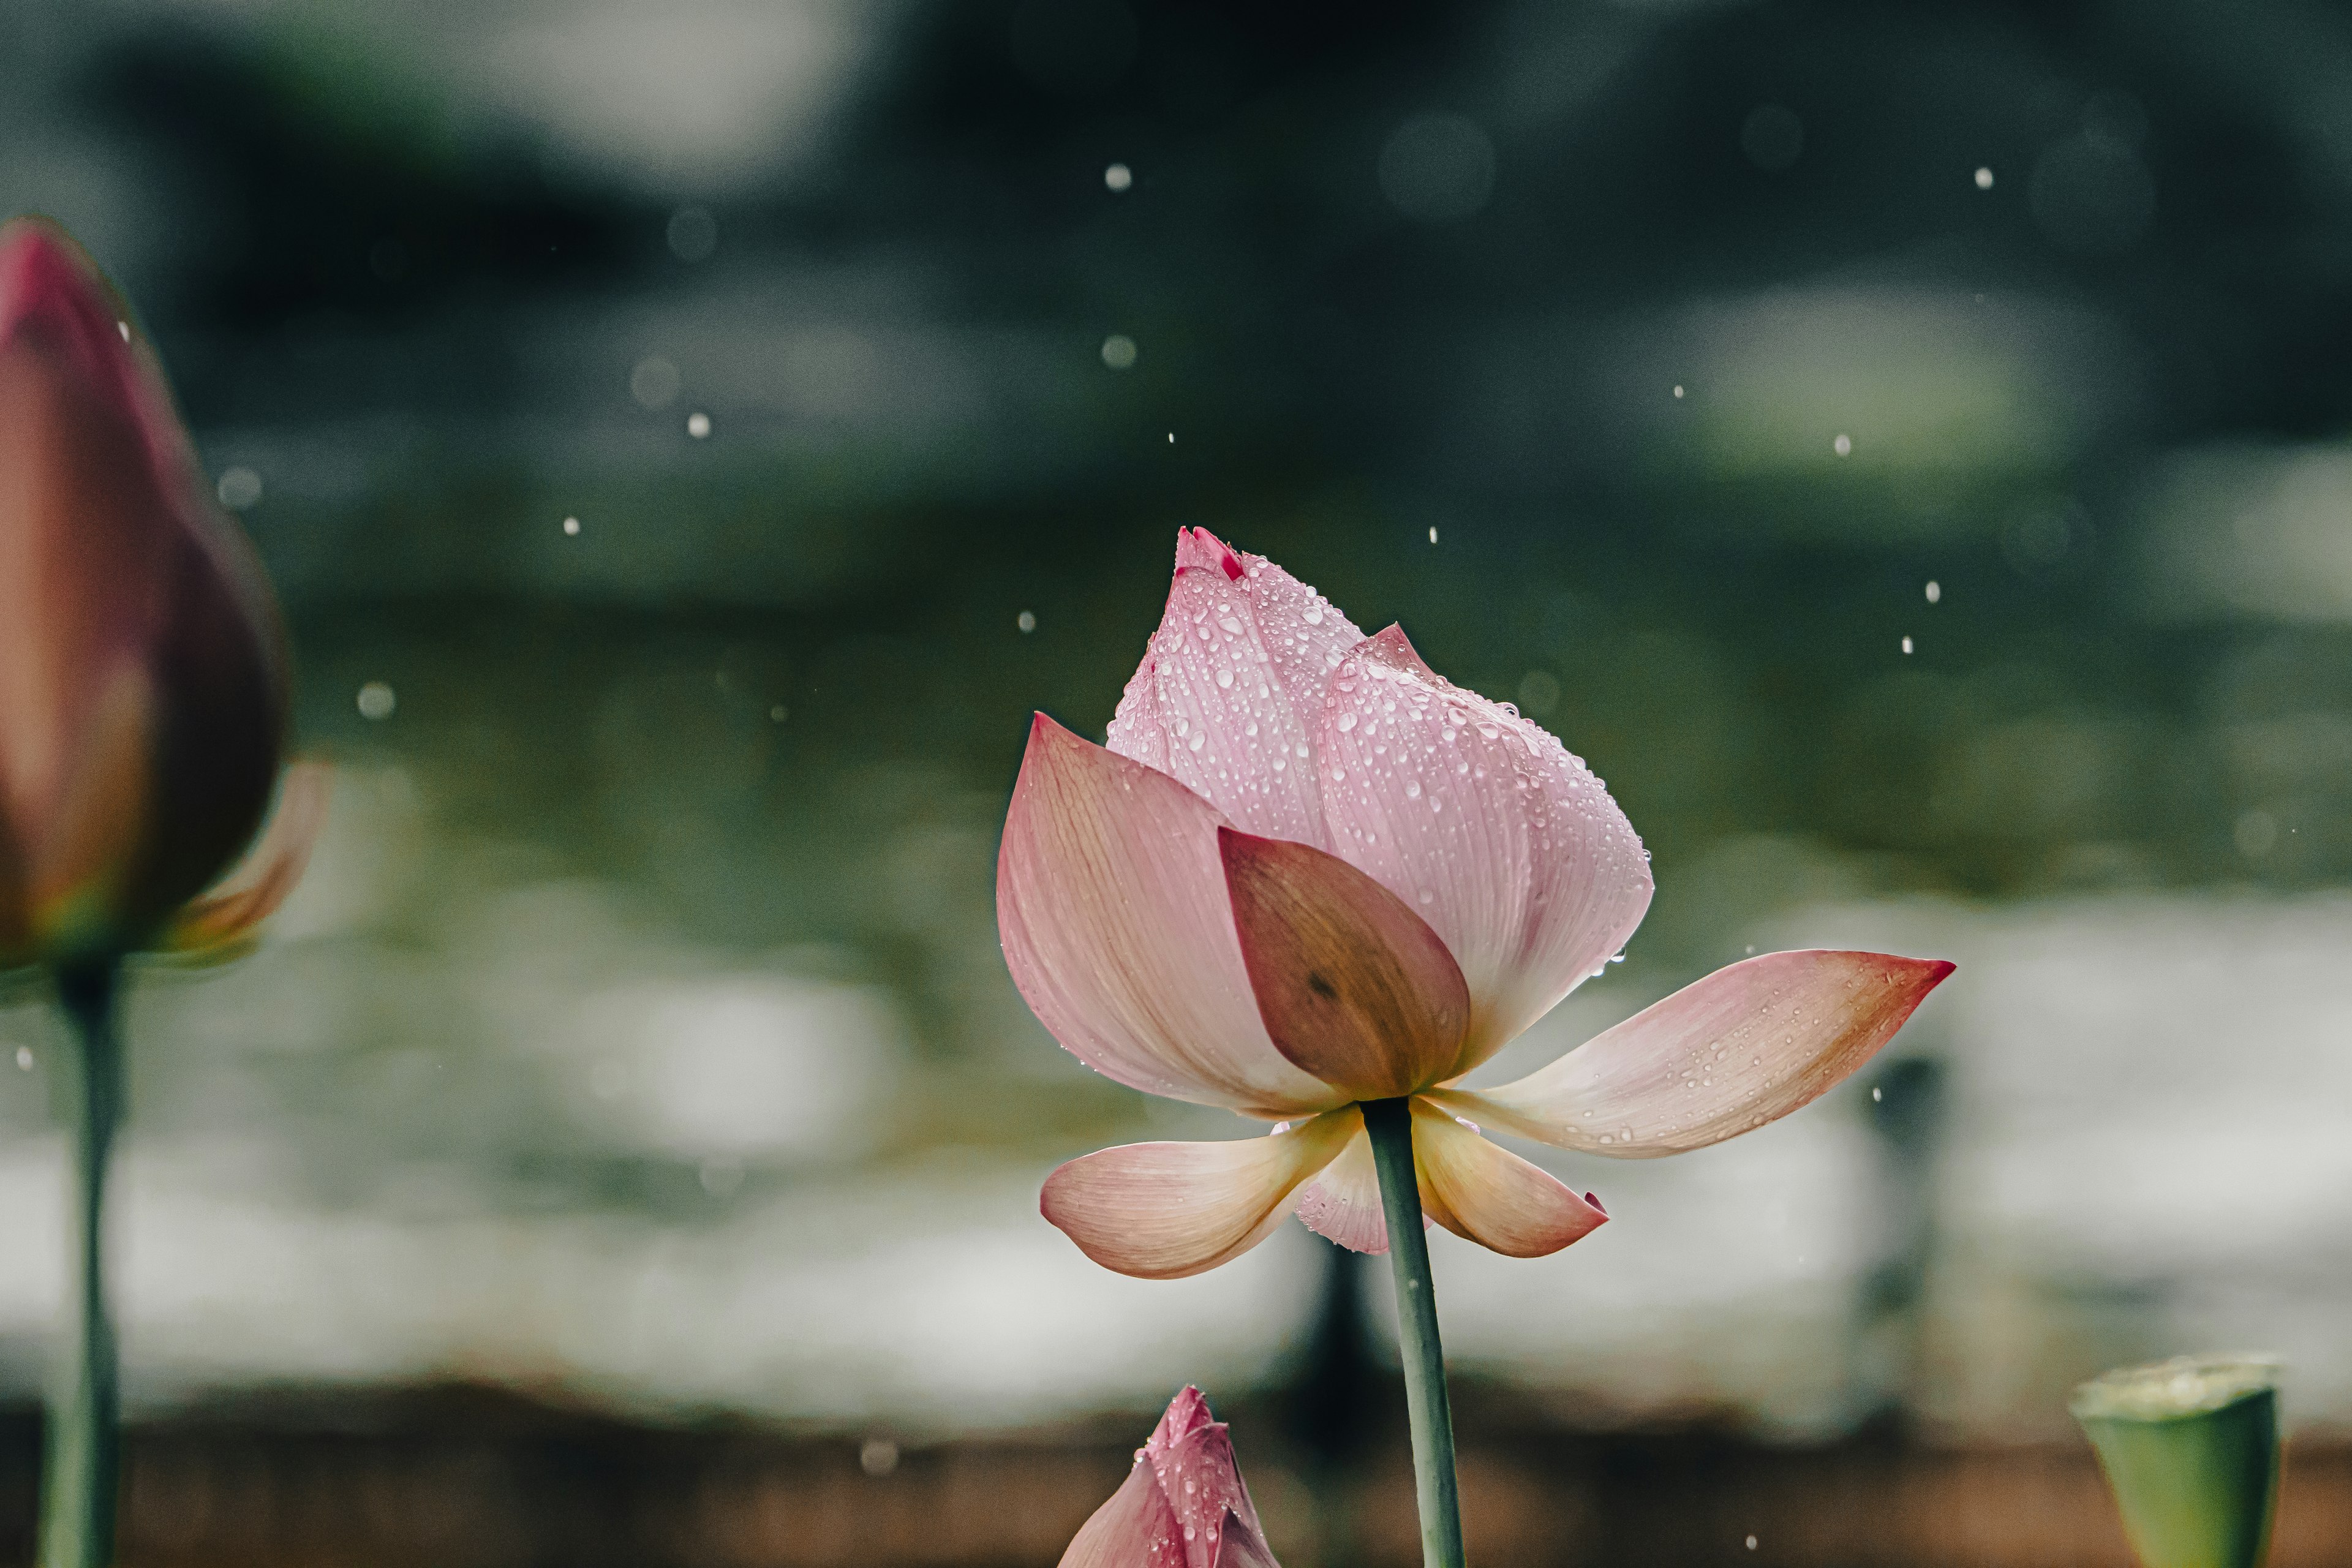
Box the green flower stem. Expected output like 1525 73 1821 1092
40 963 121 1568
1363 1096 1465 1568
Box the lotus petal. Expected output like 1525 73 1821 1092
999 715 1338 1114
1316 627 1651 1071
1058 1457 1186 1568
1436 949 1955 1155
1408 1098 1607 1257
1157 1420 1275 1568
1219 828 1470 1099
1292 1117 1392 1253
1039 1113 1354 1279
165 761 331 959
1107 527 1363 848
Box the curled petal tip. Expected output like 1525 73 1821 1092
1585 1191 1607 1217
162 761 329 959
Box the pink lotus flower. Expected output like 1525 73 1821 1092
0 217 319 971
1001 527 1952 1278
1059 1386 1280 1568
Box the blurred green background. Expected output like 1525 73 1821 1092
5 0 2352 1561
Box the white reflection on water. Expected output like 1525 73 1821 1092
2 789 2351 1439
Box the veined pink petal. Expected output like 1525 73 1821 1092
164 761 330 959
1106 527 1365 848
1293 1117 1392 1253
1057 1457 1185 1568
1315 627 1652 1073
1039 1112 1355 1280
1157 1419 1278 1568
1219 828 1470 1099
1409 1098 1607 1257
1147 1385 1215 1464
1435 950 1955 1156
998 715 1338 1114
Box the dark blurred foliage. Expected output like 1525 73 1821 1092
49 0 2352 909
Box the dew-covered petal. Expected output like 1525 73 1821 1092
1106 527 1365 849
163 760 330 960
998 715 1339 1115
1292 1116 1393 1253
1039 1113 1355 1280
1435 950 1956 1156
1408 1098 1608 1257
1156 1419 1277 1568
1219 827 1471 1099
1147 1385 1216 1465
1057 1454 1186 1568
1315 625 1652 1071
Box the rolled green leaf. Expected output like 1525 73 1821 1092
2071 1355 2282 1568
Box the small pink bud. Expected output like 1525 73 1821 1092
1059 1386 1282 1568
0 219 293 967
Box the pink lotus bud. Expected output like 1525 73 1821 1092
1059 1386 1281 1568
0 218 295 968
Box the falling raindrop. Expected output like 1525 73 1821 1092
1901 636 1914 654
216 467 263 510
1017 610 1038 633
1833 433 1852 456
1428 526 1439 543
1924 579 1941 603
1673 383 1685 398
687 411 712 439
356 682 398 721
13 1047 29 1071
562 516 581 536
1974 166 1995 189
1101 334 1139 370
1105 162 1134 192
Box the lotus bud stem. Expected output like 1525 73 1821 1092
38 964 123 1568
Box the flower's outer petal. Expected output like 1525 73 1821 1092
1217 1518 1283 1568
163 761 331 960
1408 1098 1608 1257
1316 626 1653 1073
1039 1112 1355 1280
22 661 151 957
1107 528 1365 850
1147 1385 1216 1465
1219 828 1471 1099
1435 950 1956 1156
1157 1420 1279 1568
999 715 1338 1114
1293 1117 1393 1253
1057 1456 1186 1568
